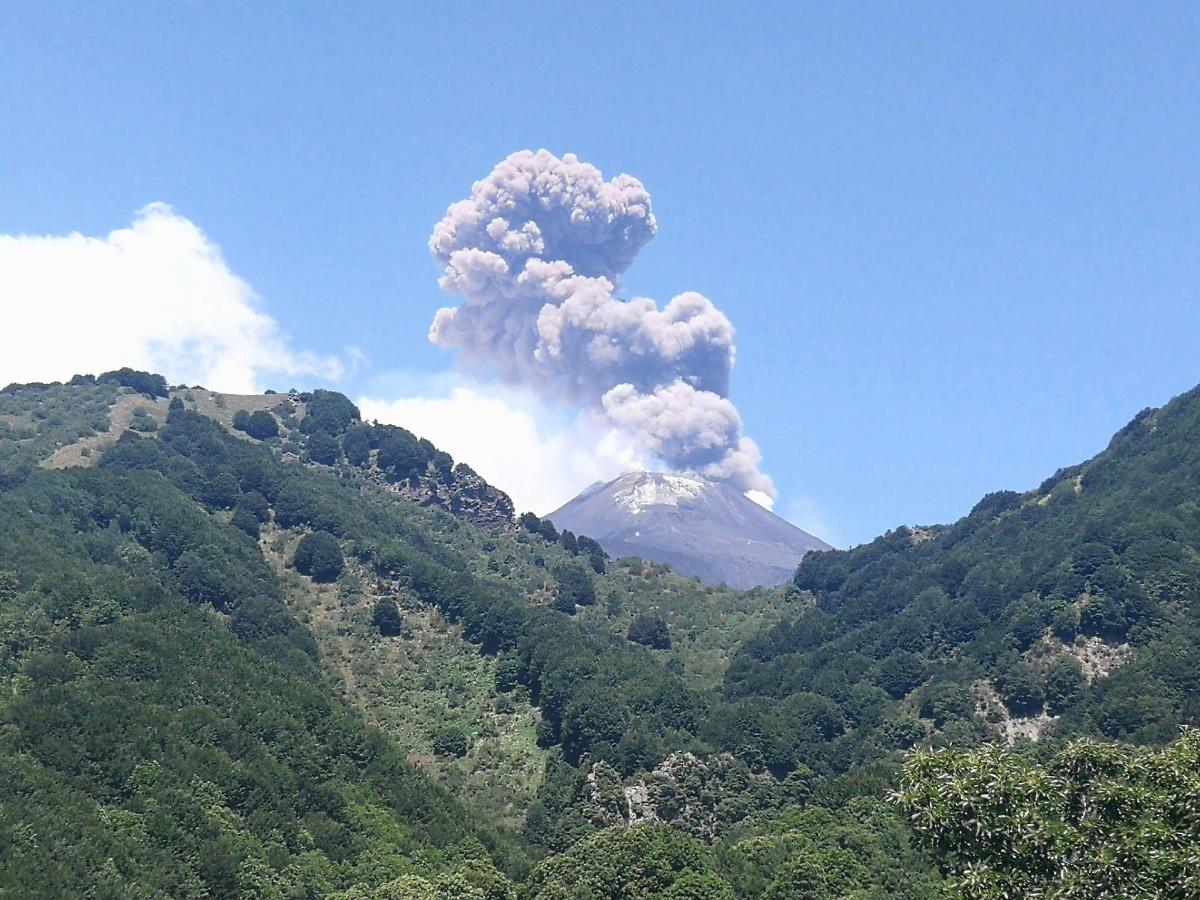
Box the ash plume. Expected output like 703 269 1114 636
428 149 774 499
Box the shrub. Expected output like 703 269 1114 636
243 410 280 440
553 562 595 610
431 725 469 758
628 613 671 649
372 599 404 636
307 430 340 465
293 531 344 582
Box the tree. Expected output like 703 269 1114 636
559 530 578 554
235 490 270 524
1044 656 1085 713
663 872 736 900
997 662 1044 715
895 731 1200 898
372 599 404 636
293 531 344 582
307 430 340 465
243 410 280 440
494 655 521 693
341 425 373 467
628 613 671 649
299 389 360 436
230 506 261 538
377 427 424 479
97 367 168 397
538 518 559 543
553 562 595 610
524 824 721 900
876 651 925 699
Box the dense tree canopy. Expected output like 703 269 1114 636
7 373 1200 898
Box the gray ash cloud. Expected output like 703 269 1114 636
428 149 773 499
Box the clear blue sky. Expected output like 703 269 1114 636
2 3 1197 546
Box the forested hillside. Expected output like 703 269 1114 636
4 370 1200 897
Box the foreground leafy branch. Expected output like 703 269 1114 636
893 729 1200 898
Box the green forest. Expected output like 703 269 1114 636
2 371 1198 898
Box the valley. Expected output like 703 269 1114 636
1 370 1198 897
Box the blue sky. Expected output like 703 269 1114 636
1 3 1197 546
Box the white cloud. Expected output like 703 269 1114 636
745 489 774 510
359 378 649 515
0 203 340 392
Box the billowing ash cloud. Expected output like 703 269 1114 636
428 149 774 498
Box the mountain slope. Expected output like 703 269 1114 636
548 471 831 589
724 384 1200 767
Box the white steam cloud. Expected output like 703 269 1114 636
427 150 774 499
0 204 341 392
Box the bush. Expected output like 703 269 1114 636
235 490 270 523
230 506 261 538
293 531 344 582
431 725 469 758
553 562 595 610
628 613 671 649
372 599 404 636
997 663 1044 715
243 410 280 440
97 368 168 397
1044 656 1085 713
307 430 340 465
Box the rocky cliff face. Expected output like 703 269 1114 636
547 471 830 589
385 468 515 531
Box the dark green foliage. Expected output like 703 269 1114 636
376 426 424 479
996 662 1044 715
629 612 671 649
299 389 360 436
13 373 1200 898
916 682 975 727
293 531 344 582
242 409 280 440
524 824 719 899
372 599 404 636
307 429 341 464
0 424 511 894
494 655 521 692
342 424 374 467
432 725 470 758
725 382 1200 785
230 505 261 538
97 367 168 397
1044 656 1085 713
553 562 595 610
876 650 925 699
201 468 240 509
235 489 270 523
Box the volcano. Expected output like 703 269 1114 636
547 471 831 589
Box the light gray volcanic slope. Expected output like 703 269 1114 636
547 471 831 589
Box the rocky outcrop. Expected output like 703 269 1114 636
385 468 515 531
580 752 778 842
